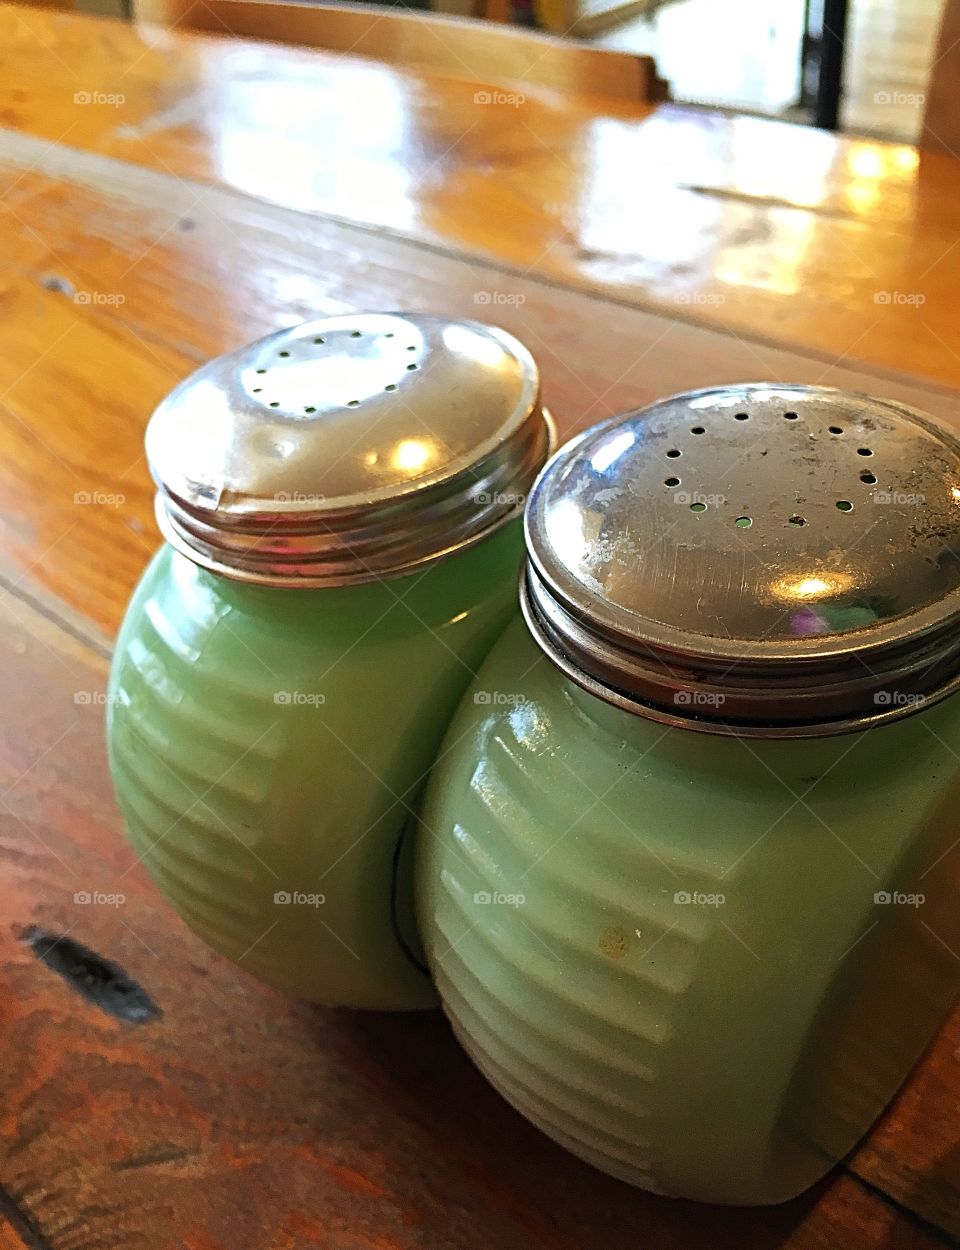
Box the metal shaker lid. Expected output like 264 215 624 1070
147 312 552 586
522 383 960 738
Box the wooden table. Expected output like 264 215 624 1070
0 5 958 1247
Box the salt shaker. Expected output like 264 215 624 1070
417 383 960 1200
108 312 552 1009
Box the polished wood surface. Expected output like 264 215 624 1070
3 5 960 390
0 6 958 1247
131 0 663 99
4 140 960 637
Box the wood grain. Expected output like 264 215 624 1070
0 1207 31 1250
3 131 960 638
0 130 958 1244
2 6 960 388
0 7 958 1244
0 570 954 1250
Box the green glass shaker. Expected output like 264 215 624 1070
416 384 960 1202
108 312 553 1009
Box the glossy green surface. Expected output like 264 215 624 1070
416 618 960 1202
108 522 524 1009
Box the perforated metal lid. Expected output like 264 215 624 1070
522 383 960 737
147 312 553 586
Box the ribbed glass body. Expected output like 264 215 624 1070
416 618 960 1202
108 521 524 1009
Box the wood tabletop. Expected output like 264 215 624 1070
0 5 958 1247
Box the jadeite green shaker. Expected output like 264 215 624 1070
416 383 960 1203
108 312 552 1009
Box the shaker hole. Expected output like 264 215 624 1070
347 399 360 407
664 476 680 487
666 449 681 458
735 516 752 527
788 515 806 527
407 363 418 371
278 351 290 358
828 426 844 434
857 447 874 457
734 412 749 421
836 500 854 512
784 411 799 420
304 406 316 413
690 502 707 513
252 387 262 393
269 402 280 408
351 331 362 338
313 337 325 345
256 368 266 375
406 345 416 351
860 472 877 484
385 384 398 392
690 426 705 435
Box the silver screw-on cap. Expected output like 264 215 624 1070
147 312 553 586
522 383 960 738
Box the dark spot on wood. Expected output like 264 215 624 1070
19 926 161 1024
0 1179 56 1250
39 273 74 297
177 216 197 231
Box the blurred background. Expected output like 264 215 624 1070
591 0 938 142
62 0 945 143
